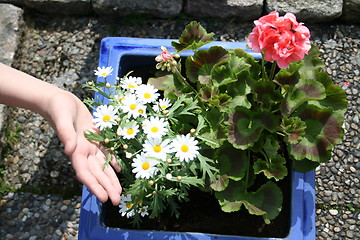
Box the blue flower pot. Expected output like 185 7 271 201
78 37 316 240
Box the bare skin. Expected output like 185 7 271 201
0 63 122 205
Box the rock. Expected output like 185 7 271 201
0 4 23 65
265 0 343 22
340 0 360 23
92 0 183 18
2 0 93 15
184 0 263 20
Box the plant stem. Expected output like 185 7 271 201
269 61 277 81
173 68 198 95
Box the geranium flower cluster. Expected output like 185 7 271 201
88 68 202 219
247 11 311 69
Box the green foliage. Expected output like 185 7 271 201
148 21 347 224
85 21 347 226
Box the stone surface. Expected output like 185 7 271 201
0 3 23 142
265 0 343 22
340 0 360 23
0 0 93 15
184 0 263 20
0 3 23 65
92 0 183 18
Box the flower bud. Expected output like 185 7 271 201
190 128 196 134
105 83 111 88
166 173 173 180
87 81 93 86
166 159 172 163
110 147 115 152
116 77 120 81
152 190 157 195
177 176 182 181
148 180 154 186
123 144 128 150
104 138 110 144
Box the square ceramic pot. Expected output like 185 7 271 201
78 37 316 240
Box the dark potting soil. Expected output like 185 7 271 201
103 171 291 238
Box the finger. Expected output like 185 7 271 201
89 155 121 205
110 155 121 172
76 169 109 203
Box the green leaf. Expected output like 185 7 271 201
215 180 247 202
253 155 288 181
245 181 283 222
252 80 282 110
84 130 104 142
197 154 218 182
185 46 229 84
217 146 249 181
227 107 277 150
171 21 214 53
210 174 229 191
211 54 250 87
308 72 348 115
289 104 345 163
292 157 320 172
281 78 326 116
281 117 307 144
148 73 183 99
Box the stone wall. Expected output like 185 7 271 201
0 4 23 137
0 0 359 23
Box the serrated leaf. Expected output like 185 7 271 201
281 78 326 116
186 46 229 83
289 104 345 163
227 107 277 150
253 155 288 181
210 174 229 191
245 181 283 222
171 21 214 53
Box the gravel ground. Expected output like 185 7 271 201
0 12 359 239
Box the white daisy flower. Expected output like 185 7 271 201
138 205 149 217
119 121 139 139
142 116 168 139
93 105 118 130
131 153 158 179
171 134 199 162
119 194 135 218
120 94 145 119
94 66 113 78
153 98 172 112
136 84 160 104
120 76 142 92
112 92 127 105
142 138 172 161
144 138 173 161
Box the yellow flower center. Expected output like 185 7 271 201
126 128 134 135
126 203 133 208
144 93 151 99
128 84 135 88
153 145 162 153
103 115 111 122
181 145 189 153
119 97 125 102
151 127 159 133
101 72 107 77
130 104 137 110
138 109 144 114
161 105 167 109
142 162 150 170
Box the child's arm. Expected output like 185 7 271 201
0 63 122 205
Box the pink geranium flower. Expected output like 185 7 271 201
248 11 311 69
